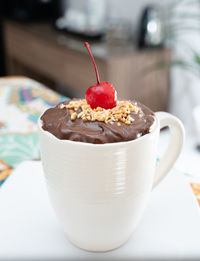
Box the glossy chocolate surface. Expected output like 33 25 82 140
41 99 155 144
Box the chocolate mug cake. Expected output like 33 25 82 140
41 99 155 144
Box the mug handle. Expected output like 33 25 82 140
152 112 185 189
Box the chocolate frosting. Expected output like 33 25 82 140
41 100 155 144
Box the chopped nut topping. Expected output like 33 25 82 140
59 104 65 109
71 112 77 120
59 99 139 125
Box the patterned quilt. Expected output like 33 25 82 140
0 77 66 184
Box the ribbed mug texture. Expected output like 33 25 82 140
39 119 159 251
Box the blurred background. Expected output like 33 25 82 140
0 0 200 135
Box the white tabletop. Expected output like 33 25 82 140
0 160 199 261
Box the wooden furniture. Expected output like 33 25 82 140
3 20 171 111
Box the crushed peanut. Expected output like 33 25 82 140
59 99 139 125
59 104 65 109
71 112 77 120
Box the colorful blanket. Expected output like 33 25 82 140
0 77 66 184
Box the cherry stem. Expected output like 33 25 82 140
84 42 100 85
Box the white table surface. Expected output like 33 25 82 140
0 160 199 261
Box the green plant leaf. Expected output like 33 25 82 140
192 50 200 65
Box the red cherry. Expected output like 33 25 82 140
86 81 117 109
84 42 117 109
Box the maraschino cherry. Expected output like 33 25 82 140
84 42 117 109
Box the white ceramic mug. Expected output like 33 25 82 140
38 111 184 252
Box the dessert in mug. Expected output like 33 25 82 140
41 42 155 143
39 42 184 252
